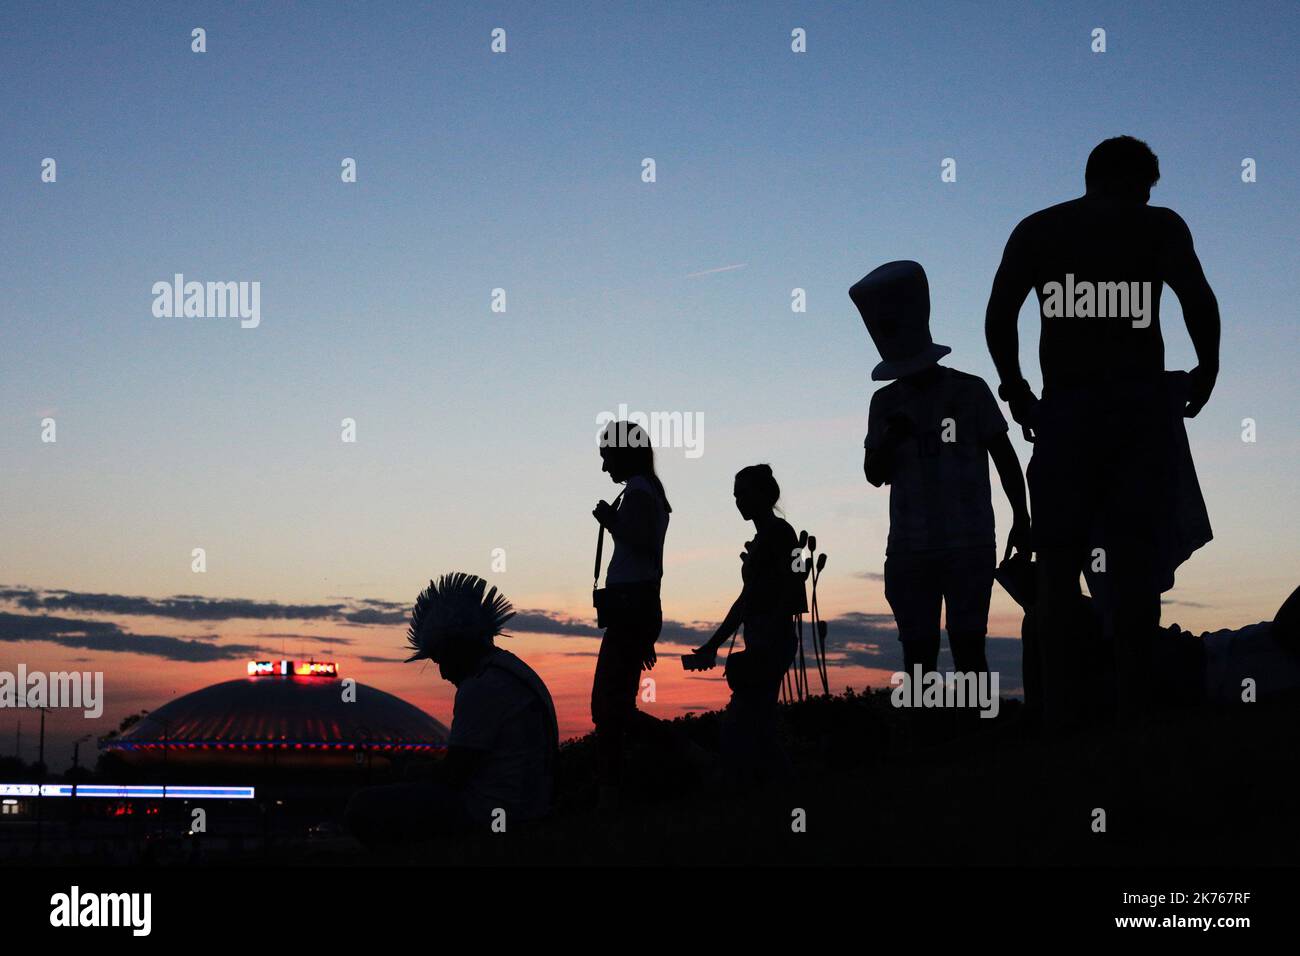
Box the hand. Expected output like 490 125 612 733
689 646 717 670
1008 515 1032 558
998 379 1040 442
1184 363 1217 418
641 645 658 670
1008 395 1040 442
592 500 617 527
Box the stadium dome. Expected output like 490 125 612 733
101 660 448 769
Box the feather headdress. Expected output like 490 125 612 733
404 573 515 662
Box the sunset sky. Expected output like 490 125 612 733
2 2 1297 769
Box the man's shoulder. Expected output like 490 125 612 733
939 365 989 387
1015 198 1083 231
486 648 554 704
931 366 995 402
489 647 536 679
1145 204 1191 235
1026 197 1185 228
870 381 904 404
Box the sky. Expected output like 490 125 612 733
1 1 1297 769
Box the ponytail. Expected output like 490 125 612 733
648 473 672 514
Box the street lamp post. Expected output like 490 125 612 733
70 734 92 843
34 706 51 857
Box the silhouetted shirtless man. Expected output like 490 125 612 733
985 136 1220 729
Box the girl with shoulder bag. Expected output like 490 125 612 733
590 420 671 807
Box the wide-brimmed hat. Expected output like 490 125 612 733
849 260 950 381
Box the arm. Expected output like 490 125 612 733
443 680 496 786
863 447 885 486
985 222 1039 440
694 537 771 661
987 432 1032 556
864 416 913 486
696 531 791 660
1161 211 1221 417
696 593 745 658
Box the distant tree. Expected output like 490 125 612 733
99 709 148 744
0 754 29 777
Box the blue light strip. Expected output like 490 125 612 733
0 783 256 800
105 739 442 750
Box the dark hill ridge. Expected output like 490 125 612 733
285 687 1300 866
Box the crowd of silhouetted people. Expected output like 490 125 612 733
345 137 1300 846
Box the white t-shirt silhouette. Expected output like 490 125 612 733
605 475 668 585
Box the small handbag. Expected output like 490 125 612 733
592 490 624 627
993 538 1035 610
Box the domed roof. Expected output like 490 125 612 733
104 664 448 755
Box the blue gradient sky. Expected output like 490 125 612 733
2 2 1297 762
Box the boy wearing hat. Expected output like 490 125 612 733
854 261 1031 678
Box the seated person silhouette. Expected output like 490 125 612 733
985 135 1220 728
852 260 1031 680
345 574 558 846
1194 586 1300 705
1013 577 1300 719
686 465 807 783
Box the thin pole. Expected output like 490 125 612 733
811 567 826 695
35 707 49 856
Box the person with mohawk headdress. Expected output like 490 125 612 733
345 573 558 846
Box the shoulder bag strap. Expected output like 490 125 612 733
593 490 626 588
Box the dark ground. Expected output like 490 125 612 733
277 687 1300 866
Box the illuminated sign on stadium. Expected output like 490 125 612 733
246 660 338 677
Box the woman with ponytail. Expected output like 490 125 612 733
590 420 672 807
687 464 806 781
